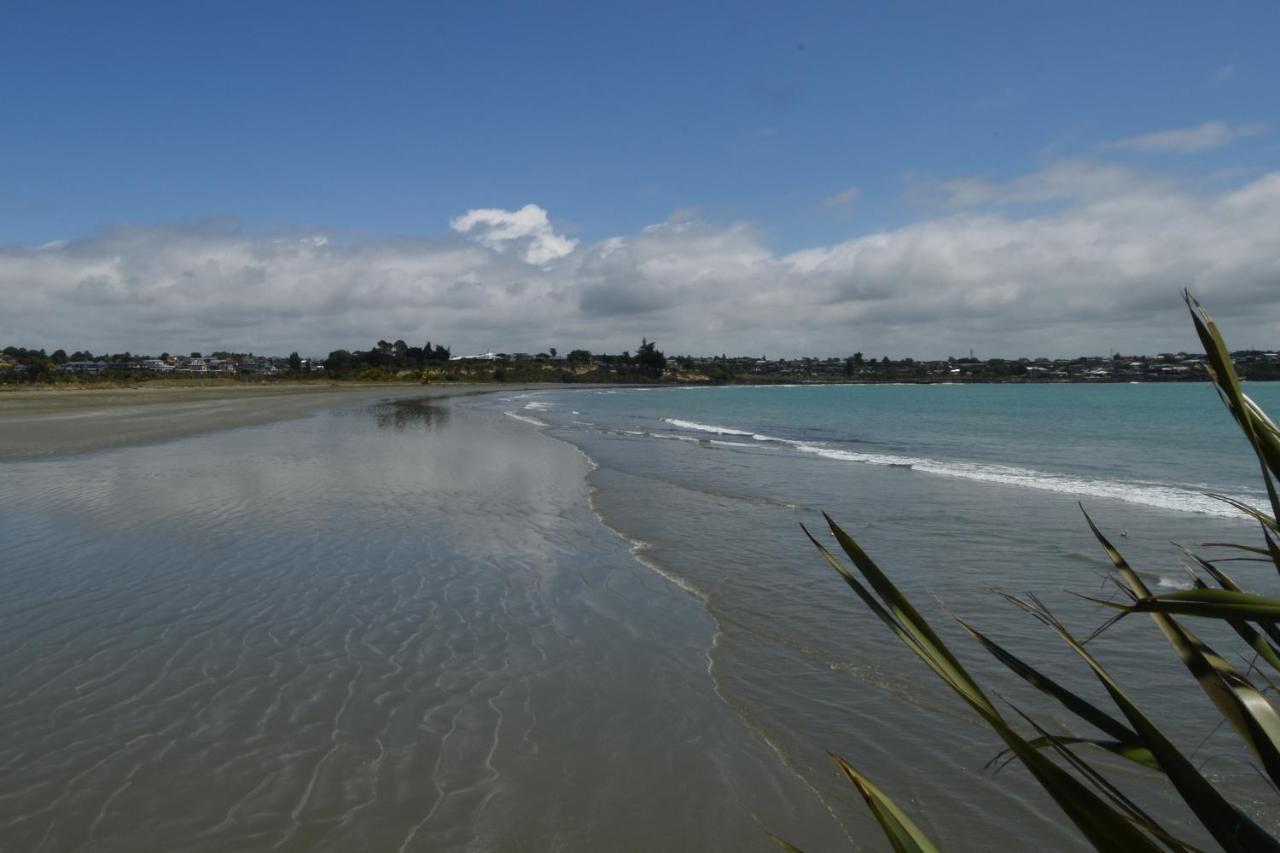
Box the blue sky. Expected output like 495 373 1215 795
4 0 1275 249
2 1 1279 356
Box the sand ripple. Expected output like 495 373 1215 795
0 399 848 851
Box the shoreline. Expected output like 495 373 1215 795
476 389 859 843
570 438 856 846
493 400 857 847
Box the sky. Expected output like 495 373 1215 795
2 0 1279 358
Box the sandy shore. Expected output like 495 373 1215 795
0 382 539 459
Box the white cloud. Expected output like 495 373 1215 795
822 186 860 209
1103 120 1265 155
449 203 577 265
5 163 1280 359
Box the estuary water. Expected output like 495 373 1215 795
469 382 1280 850
4 382 1280 851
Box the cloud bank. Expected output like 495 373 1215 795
3 163 1280 359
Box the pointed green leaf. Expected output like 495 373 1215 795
1127 589 1280 622
811 520 1163 852
832 754 940 853
958 618 1143 750
1008 594 1280 853
1086 514 1280 788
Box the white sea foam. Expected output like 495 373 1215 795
523 401 551 411
663 418 753 436
789 443 1247 517
1158 576 1194 590
504 411 548 427
660 417 1253 518
662 418 797 444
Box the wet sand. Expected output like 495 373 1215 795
0 393 850 850
0 384 549 459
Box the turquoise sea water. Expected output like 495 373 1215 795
514 382 1280 517
474 381 1280 849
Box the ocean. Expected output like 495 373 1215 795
2 382 1278 850
471 381 1280 849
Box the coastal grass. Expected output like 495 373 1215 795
792 293 1280 851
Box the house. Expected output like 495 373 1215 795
62 360 110 373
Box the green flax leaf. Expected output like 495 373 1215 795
832 754 941 853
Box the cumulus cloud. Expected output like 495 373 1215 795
449 203 577 265
1103 120 1265 154
4 163 1280 359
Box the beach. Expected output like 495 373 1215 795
0 388 850 851
0 384 490 459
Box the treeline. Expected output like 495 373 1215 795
3 346 262 364
323 340 452 379
321 338 668 383
0 337 674 385
0 346 148 383
490 342 666 383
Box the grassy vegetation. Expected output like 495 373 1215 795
793 293 1280 851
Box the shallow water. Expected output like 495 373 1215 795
471 383 1280 850
0 397 849 851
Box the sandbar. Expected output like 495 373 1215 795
0 382 531 459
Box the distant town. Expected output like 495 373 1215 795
3 338 1280 385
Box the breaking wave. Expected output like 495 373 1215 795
659 418 1253 518
504 411 548 427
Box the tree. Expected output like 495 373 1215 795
852 351 864 366
288 352 302 374
550 347 558 359
324 349 356 377
567 349 592 364
636 339 666 376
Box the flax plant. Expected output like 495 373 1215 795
792 294 1280 852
